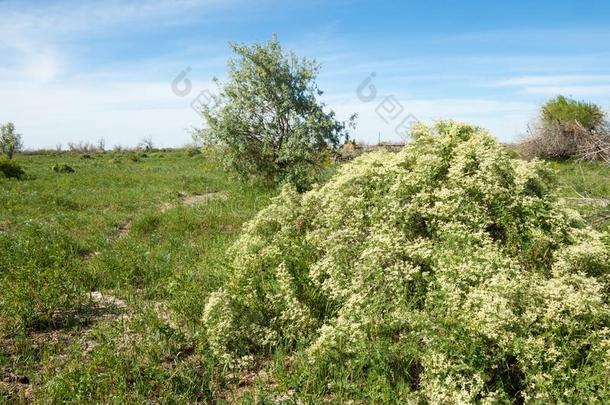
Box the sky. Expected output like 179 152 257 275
1 0 610 148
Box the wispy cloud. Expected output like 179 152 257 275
1 0 609 147
493 74 610 97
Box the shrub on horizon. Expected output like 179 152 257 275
0 157 25 179
521 95 610 160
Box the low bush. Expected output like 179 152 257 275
52 164 75 173
521 95 610 161
203 121 610 402
0 157 25 179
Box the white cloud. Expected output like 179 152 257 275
496 75 610 87
494 74 610 97
520 85 610 97
0 78 215 149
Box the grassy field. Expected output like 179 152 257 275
0 150 275 403
0 150 608 403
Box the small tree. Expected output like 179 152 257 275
201 35 355 190
0 122 23 159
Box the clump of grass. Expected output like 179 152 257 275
41 309 221 403
0 157 25 179
131 212 161 235
52 163 75 173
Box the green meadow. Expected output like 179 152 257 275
0 149 608 403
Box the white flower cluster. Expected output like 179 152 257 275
203 121 610 402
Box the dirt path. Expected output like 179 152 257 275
160 192 227 212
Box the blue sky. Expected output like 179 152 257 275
1 0 609 148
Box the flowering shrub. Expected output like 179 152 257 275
203 121 610 402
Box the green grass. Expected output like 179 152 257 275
551 159 610 232
0 150 274 403
0 150 608 403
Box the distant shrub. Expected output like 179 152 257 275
542 95 604 130
67 141 102 154
0 122 23 159
204 121 610 402
109 158 121 164
521 95 610 160
0 157 25 179
129 154 141 162
138 137 154 152
52 164 75 173
81 154 93 159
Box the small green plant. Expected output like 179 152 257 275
129 154 141 162
0 122 23 159
0 157 25 179
52 164 75 173
80 154 92 159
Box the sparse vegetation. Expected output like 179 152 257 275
0 157 25 179
201 36 355 191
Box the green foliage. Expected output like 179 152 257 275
522 96 610 160
542 95 605 131
0 149 274 402
2 145 608 403
204 121 610 402
0 223 87 333
0 157 25 179
0 122 23 159
201 35 355 191
53 163 76 173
